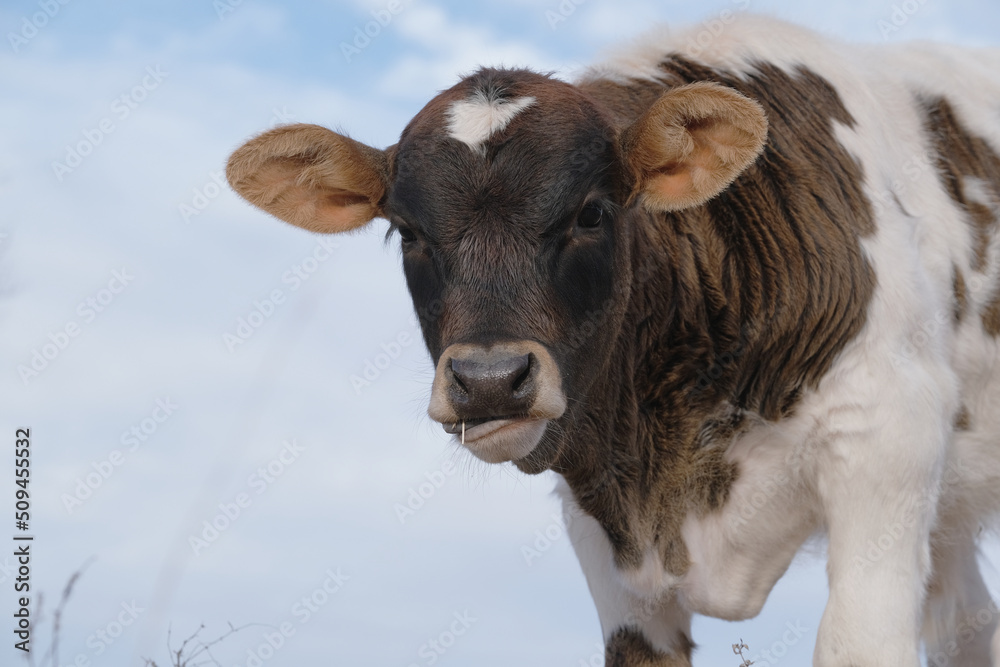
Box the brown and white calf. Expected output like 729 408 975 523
226 15 1000 666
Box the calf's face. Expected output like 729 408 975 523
227 69 767 466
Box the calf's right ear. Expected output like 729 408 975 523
621 82 768 212
226 123 390 234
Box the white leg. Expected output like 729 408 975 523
813 390 947 667
923 527 998 666
557 480 693 666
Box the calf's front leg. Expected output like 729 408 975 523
813 389 948 666
559 481 693 666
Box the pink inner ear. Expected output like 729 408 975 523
314 200 378 232
314 187 378 231
699 123 755 164
644 135 726 208
627 83 768 212
648 169 694 202
250 158 380 233
253 159 309 203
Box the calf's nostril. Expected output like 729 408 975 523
450 358 477 394
510 354 533 393
450 362 469 394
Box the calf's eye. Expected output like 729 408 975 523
398 226 417 243
577 203 604 229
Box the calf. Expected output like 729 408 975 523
226 15 1000 666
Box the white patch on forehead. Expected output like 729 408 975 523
446 93 536 153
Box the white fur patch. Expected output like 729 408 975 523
446 94 536 152
618 547 676 599
962 175 999 214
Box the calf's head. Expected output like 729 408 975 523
227 69 766 467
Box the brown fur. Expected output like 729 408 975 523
919 97 1000 336
985 293 1000 336
582 77 673 128
542 59 877 576
954 404 972 432
953 266 968 323
606 627 694 667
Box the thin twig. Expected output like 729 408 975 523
23 566 257 667
32 558 94 667
163 621 262 667
732 638 753 667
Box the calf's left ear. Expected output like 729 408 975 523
226 123 390 234
621 82 768 212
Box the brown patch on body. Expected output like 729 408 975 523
919 97 1000 336
556 59 877 576
954 405 971 432
921 97 999 272
688 408 747 513
984 295 1000 336
606 627 693 667
953 267 968 323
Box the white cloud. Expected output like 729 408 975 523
376 3 566 98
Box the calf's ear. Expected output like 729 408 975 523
226 123 390 234
621 82 768 212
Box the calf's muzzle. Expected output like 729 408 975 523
428 341 567 463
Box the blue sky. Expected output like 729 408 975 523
1 1 999 666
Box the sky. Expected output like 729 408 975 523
1 1 999 666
